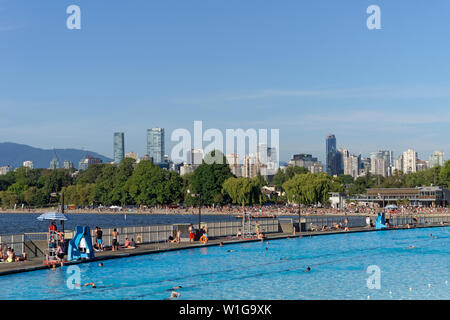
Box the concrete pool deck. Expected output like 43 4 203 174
0 224 447 277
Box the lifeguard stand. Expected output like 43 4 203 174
47 224 60 263
242 210 257 239
37 212 68 265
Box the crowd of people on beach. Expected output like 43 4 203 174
6 203 448 217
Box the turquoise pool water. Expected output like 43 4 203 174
1 227 449 300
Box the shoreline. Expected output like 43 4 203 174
1 209 449 217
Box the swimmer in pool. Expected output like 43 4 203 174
227 250 235 253
169 286 182 290
169 291 180 299
75 282 97 288
280 257 289 261
304 267 311 272
98 262 103 267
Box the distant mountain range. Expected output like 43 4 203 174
0 142 112 169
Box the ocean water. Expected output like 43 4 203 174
0 213 242 235
0 227 448 300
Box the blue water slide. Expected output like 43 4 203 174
376 212 387 230
67 226 95 261
80 226 95 259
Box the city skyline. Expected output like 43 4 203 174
0 132 447 168
1 1 449 162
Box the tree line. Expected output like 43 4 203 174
0 151 449 209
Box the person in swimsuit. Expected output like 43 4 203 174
258 232 264 240
95 227 104 251
202 226 208 238
176 230 182 243
75 282 97 288
56 244 65 266
188 224 195 243
121 238 133 248
343 218 349 231
6 249 15 263
168 235 176 243
49 221 57 232
169 286 182 290
112 229 118 251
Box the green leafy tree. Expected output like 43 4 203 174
62 184 96 206
272 169 287 191
381 169 405 188
285 166 309 179
0 172 16 191
272 166 309 191
0 191 18 208
162 170 184 204
126 160 177 205
348 173 378 195
7 182 28 203
338 174 354 185
440 160 450 188
94 164 117 205
37 169 73 203
76 164 104 185
283 172 342 206
222 177 262 206
110 158 135 205
181 172 197 206
23 187 37 205
191 150 233 205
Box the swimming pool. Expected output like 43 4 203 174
1 227 449 300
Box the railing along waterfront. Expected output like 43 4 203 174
302 214 449 231
0 234 24 255
1 216 448 258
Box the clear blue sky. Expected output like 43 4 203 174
1 0 449 163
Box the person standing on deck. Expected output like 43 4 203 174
112 229 119 251
188 224 195 243
95 227 104 251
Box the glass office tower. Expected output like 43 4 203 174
147 128 165 164
113 132 125 164
326 134 338 175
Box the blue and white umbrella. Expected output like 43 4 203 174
37 212 68 221
385 204 398 210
